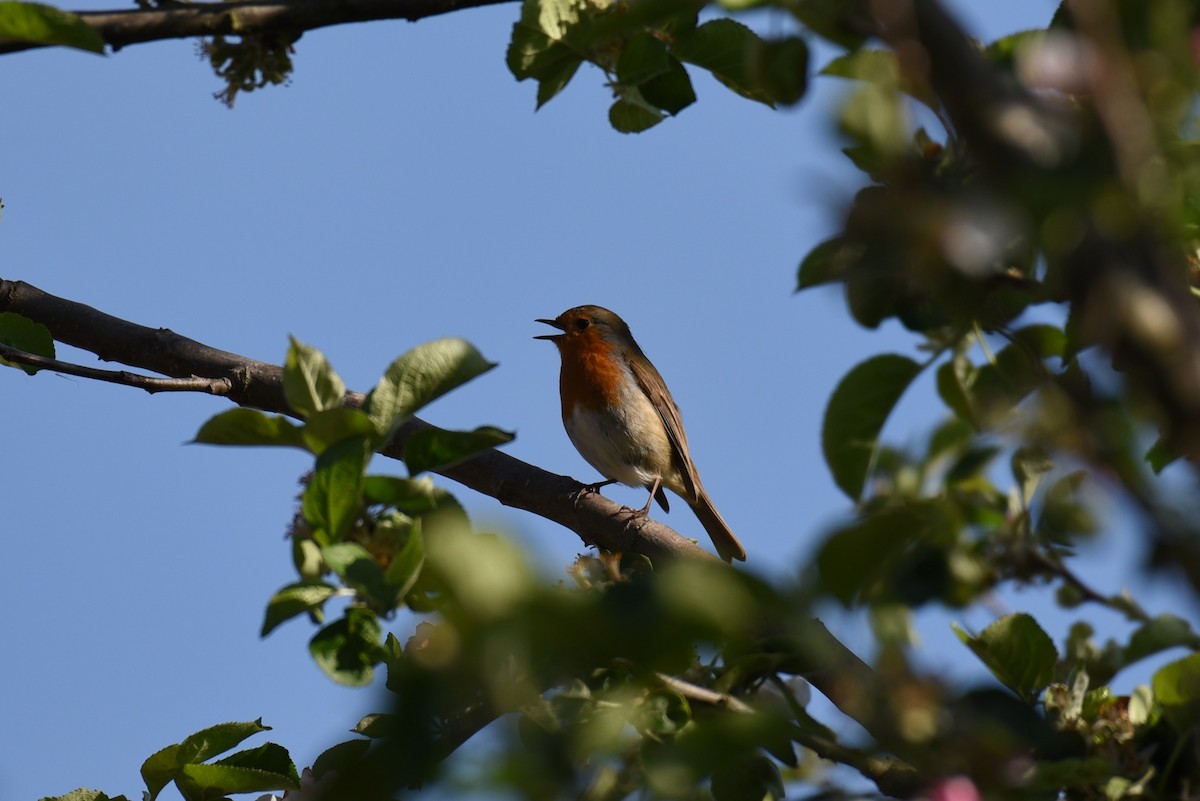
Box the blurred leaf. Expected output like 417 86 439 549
817 504 942 605
1125 614 1197 665
972 325 1064 426
673 18 774 106
822 353 922 500
193 408 307 449
784 0 870 49
353 712 399 738
302 436 370 542
310 608 383 686
711 754 785 801
797 236 865 289
311 739 371 780
385 520 424 599
954 613 1057 700
261 582 337 637
365 338 496 444
403 425 515 475
1152 652 1200 731
364 474 439 513
936 354 977 426
1145 436 1180 474
0 311 54 374
749 36 809 105
284 337 346 419
39 791 132 801
0 1 103 53
821 48 936 108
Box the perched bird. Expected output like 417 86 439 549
536 305 746 562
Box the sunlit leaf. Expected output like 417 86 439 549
0 1 103 53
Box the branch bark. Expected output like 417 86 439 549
0 0 516 55
0 277 712 564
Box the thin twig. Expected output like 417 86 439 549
0 342 233 394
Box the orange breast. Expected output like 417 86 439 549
557 336 625 420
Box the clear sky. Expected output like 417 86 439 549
5 1 1190 799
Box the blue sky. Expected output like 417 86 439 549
6 1 1191 798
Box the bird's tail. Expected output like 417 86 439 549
689 489 747 562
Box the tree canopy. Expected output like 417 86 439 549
4 1 1200 800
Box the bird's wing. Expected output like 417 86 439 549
627 351 701 503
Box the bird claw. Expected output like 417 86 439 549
573 479 616 510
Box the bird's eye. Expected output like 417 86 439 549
575 318 590 330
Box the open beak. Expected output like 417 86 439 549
534 317 565 341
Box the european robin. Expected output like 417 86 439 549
536 305 747 562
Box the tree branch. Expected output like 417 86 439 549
0 342 234 394
0 0 516 55
0 277 712 564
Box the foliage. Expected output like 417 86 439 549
10 0 1200 800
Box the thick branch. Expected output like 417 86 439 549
0 277 711 564
0 0 516 55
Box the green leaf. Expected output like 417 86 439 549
783 0 870 50
301 407 378 454
0 1 103 53
0 311 54 374
261 582 337 637
403 425 515 475
796 236 864 289
178 761 297 799
310 608 383 686
322 541 391 604
816 504 944 605
821 48 936 108
637 54 695 115
141 720 270 800
311 738 371 779
1152 652 1200 731
954 613 1057 700
302 437 370 541
192 408 307 449
617 31 672 85
971 325 1064 426
822 354 922 500
673 18 773 106
1125 614 1197 666
936 354 977 426
749 36 809 105
363 474 439 512
283 337 346 419
1145 436 1179 474
39 791 132 801
711 754 785 801
353 712 400 738
364 338 496 443
609 90 665 133
385 520 424 598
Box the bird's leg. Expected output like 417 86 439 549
623 478 661 531
574 478 617 510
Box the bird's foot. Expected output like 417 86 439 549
573 478 617 510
